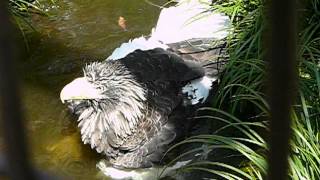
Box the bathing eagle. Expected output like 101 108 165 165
60 0 230 169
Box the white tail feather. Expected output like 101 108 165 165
149 0 231 44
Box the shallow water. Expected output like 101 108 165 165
16 0 166 179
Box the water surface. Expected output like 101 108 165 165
18 0 166 179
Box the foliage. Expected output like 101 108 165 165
8 0 49 49
170 0 320 179
9 0 48 29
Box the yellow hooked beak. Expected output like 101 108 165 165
60 77 104 103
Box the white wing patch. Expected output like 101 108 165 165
107 37 169 61
182 76 217 105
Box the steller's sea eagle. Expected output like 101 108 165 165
60 0 230 170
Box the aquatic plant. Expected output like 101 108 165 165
9 0 48 29
169 0 320 179
8 0 49 49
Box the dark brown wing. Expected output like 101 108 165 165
119 48 205 82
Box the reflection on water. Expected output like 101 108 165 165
17 0 166 179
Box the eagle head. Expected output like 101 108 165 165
60 61 146 152
61 62 124 105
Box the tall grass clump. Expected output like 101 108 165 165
169 0 320 179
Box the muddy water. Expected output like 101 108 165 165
17 0 166 179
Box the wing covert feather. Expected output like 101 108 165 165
119 48 205 83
